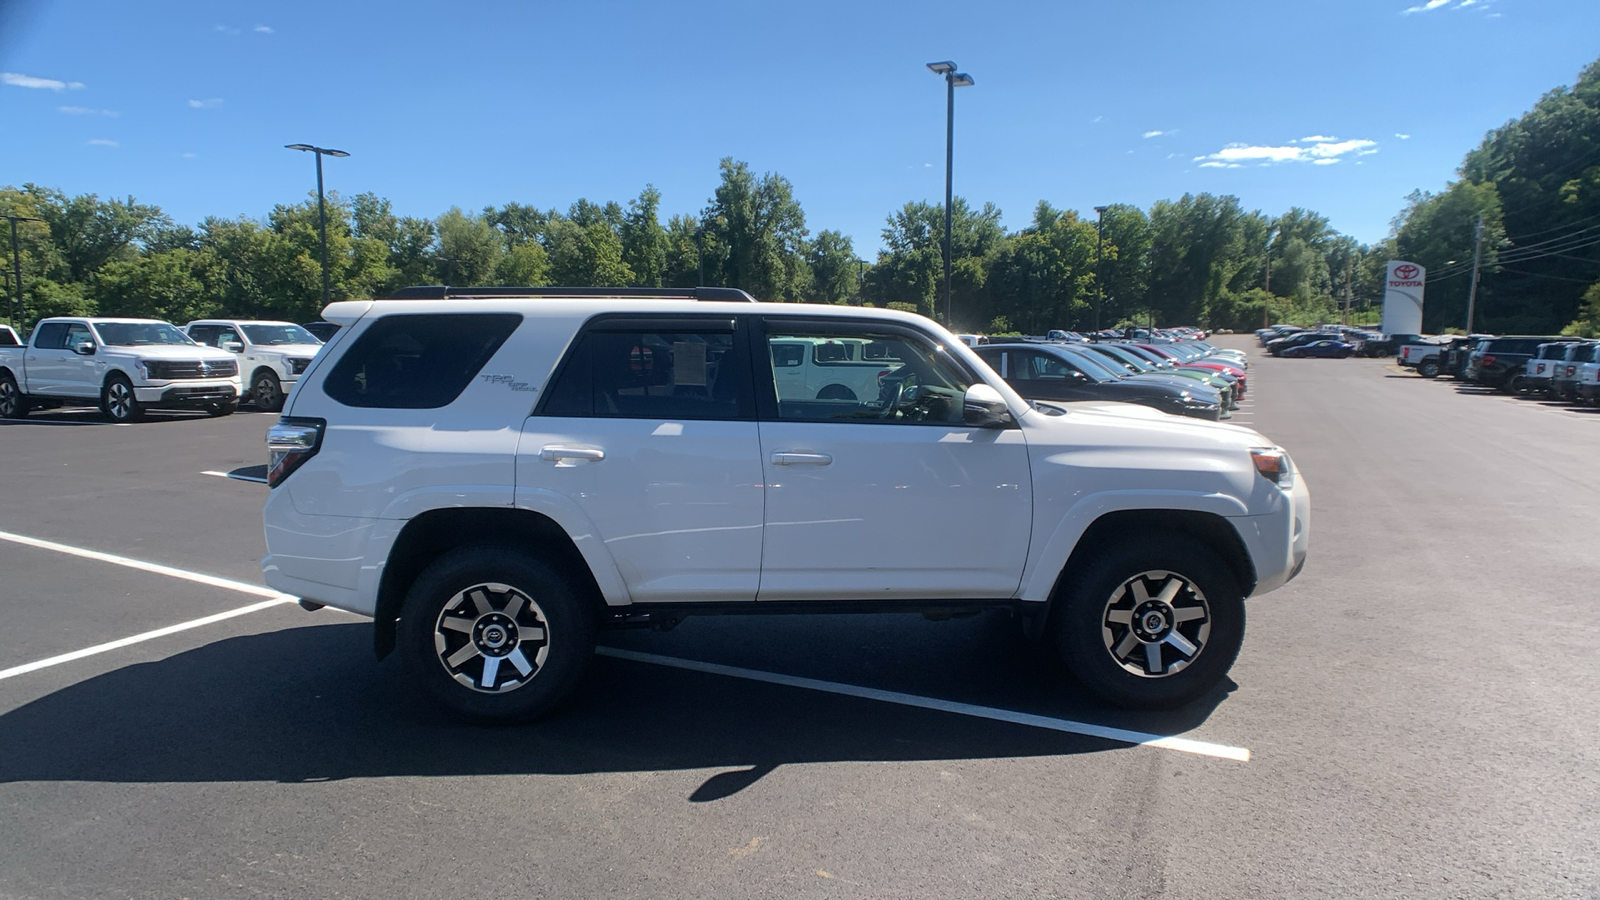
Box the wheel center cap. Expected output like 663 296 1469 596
1132 600 1173 641
474 613 519 656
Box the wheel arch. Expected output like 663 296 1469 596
250 365 279 385
1037 509 1257 629
372 507 605 660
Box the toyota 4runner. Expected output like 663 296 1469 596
262 286 1310 722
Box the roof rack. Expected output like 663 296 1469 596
379 285 758 302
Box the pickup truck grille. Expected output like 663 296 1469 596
289 357 312 375
147 359 238 380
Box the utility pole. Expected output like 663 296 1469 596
1093 206 1107 333
3 214 44 330
1465 213 1484 334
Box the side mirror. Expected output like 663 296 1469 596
74 341 96 356
963 382 1014 429
222 341 244 353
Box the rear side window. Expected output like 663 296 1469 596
538 322 753 421
322 313 521 409
31 322 68 349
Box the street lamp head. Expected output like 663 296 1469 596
951 73 974 87
926 61 957 75
1094 206 1108 214
285 143 350 158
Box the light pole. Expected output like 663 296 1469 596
284 144 350 305
3 214 44 330
1093 205 1107 333
927 61 973 328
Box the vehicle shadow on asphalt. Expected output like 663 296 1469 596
0 618 1233 799
0 407 275 426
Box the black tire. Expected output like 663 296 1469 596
398 547 597 723
206 399 239 417
1054 533 1244 710
0 371 29 419
1418 360 1440 378
816 384 858 401
252 370 284 412
100 374 144 422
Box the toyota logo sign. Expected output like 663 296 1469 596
1395 264 1419 280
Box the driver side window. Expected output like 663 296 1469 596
765 326 973 424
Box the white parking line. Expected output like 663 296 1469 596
0 598 293 682
596 646 1251 762
202 469 269 484
0 530 287 598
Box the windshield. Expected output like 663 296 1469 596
1058 349 1125 382
92 322 197 347
1087 346 1152 373
241 324 321 346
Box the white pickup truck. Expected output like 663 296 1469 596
0 325 20 347
1397 340 1446 377
183 319 323 412
0 317 240 421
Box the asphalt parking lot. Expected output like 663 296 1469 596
1 336 1597 899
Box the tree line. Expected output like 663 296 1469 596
2 57 1595 337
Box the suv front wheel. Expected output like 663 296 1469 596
399 548 597 723
1055 533 1244 709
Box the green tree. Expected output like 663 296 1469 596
806 230 859 304
434 207 503 286
700 158 812 301
621 186 669 287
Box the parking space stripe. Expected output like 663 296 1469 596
0 598 293 682
0 530 288 599
596 646 1251 762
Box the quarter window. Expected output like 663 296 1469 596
322 313 521 409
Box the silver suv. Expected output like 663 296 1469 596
263 287 1309 722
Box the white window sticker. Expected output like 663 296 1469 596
673 341 708 387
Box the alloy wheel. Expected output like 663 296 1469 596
106 381 135 420
1100 569 1211 678
432 582 551 693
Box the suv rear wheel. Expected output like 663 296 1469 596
1418 359 1440 378
398 547 596 723
1055 533 1244 709
0 372 28 419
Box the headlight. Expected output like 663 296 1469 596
1250 447 1295 489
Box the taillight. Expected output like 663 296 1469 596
1567 365 1577 377
1536 363 1546 374
1482 354 1496 366
267 417 325 487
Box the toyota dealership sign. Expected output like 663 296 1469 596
1382 260 1426 335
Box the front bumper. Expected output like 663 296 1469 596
135 379 240 407
1232 474 1311 598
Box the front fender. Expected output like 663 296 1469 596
1017 489 1249 601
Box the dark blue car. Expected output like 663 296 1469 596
1280 340 1354 359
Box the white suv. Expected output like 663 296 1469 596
183 320 323 412
262 286 1310 722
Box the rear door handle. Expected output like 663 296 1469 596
771 452 832 466
540 445 605 465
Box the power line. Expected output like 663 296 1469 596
1498 266 1599 284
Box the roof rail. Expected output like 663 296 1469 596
378 285 758 302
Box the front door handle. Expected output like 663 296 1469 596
771 451 832 466
540 445 605 465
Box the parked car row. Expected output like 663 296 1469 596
972 336 1249 421
1396 332 1600 404
0 316 335 421
1257 324 1407 358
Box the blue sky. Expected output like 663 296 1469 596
1 0 1597 254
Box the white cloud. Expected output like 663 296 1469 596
1142 130 1166 138
3 72 85 91
1198 161 1243 169
1313 158 1340 166
87 138 118 147
1395 132 1411 139
253 24 274 33
1295 134 1338 143
181 152 198 158
1403 0 1450 13
59 105 118 117
1194 136 1378 167
215 24 241 35
1092 116 1103 123
188 98 224 109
